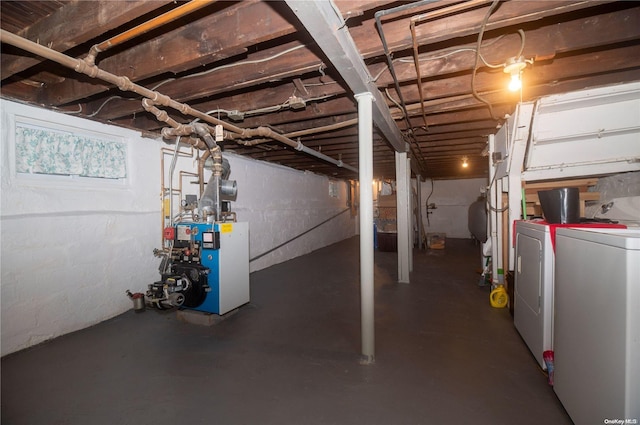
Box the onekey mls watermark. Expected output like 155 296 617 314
603 419 638 424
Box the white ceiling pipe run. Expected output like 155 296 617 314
356 92 375 364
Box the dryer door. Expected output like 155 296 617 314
514 232 543 366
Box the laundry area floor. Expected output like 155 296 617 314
1 237 571 425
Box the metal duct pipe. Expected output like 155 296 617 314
193 125 224 221
85 0 217 65
220 157 231 180
168 124 359 173
297 144 358 173
199 172 221 220
231 126 358 172
219 179 237 200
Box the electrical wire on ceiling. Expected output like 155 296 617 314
374 1 435 174
200 93 336 121
64 94 141 117
385 88 404 119
471 0 502 121
373 34 508 81
375 1 527 125
371 30 523 82
68 48 334 120
150 44 308 91
57 103 83 114
86 95 130 117
67 44 319 115
378 28 525 119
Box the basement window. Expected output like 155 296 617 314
329 180 339 198
15 122 127 180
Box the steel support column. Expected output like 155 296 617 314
416 175 424 250
396 152 411 283
356 92 375 364
283 0 417 173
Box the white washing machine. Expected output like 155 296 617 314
554 227 640 425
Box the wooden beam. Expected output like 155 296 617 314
375 6 640 85
1 0 173 79
40 0 393 106
354 1 618 57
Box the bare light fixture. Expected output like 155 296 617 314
503 56 528 92
462 157 469 168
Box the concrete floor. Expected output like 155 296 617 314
1 237 571 425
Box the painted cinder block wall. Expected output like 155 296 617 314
1 99 161 357
1 99 356 356
419 177 489 239
227 154 356 272
165 148 357 273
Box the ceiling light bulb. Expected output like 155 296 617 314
504 56 527 92
508 73 522 92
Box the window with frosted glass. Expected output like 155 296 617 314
15 124 127 179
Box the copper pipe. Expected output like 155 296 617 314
0 29 245 136
0 29 357 173
165 123 300 150
160 147 192 245
179 171 199 197
235 138 271 147
86 0 217 65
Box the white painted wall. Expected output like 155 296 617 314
1 99 162 356
1 100 357 355
418 177 488 238
166 149 356 272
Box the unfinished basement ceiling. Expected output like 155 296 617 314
2 1 639 180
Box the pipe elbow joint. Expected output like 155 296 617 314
141 98 154 110
161 127 178 138
193 123 211 139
